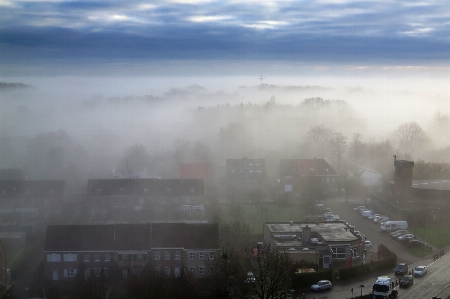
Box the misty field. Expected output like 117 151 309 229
220 202 306 234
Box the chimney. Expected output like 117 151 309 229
302 225 311 244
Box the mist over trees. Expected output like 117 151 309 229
1 83 449 187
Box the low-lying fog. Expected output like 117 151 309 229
1 66 449 188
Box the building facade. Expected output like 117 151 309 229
43 223 220 282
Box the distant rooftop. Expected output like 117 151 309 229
412 180 450 191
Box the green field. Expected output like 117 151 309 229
409 224 450 250
220 202 306 234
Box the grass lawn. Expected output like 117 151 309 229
220 202 306 234
408 224 450 250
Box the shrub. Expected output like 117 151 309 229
291 269 333 289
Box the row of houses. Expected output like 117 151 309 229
0 159 340 224
44 223 220 282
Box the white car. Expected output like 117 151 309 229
311 280 332 291
413 266 427 277
364 240 373 248
353 206 366 211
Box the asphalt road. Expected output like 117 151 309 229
299 196 450 299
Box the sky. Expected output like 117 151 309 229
1 0 449 77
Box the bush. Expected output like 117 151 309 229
291 269 333 289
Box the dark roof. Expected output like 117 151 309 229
151 223 219 249
44 223 219 252
280 159 337 177
87 179 204 196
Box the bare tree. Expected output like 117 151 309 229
249 247 293 299
349 133 363 164
393 122 431 156
329 132 347 171
303 124 334 158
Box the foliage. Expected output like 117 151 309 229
0 284 20 299
291 269 333 289
339 245 397 280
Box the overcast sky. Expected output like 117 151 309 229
0 0 449 76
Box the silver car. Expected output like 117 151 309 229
311 280 332 291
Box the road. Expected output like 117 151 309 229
299 196 450 299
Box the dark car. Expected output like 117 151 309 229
395 263 408 276
399 274 414 287
409 240 431 248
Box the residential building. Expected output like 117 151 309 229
226 158 266 200
280 159 338 195
0 180 64 223
86 179 205 221
43 223 220 282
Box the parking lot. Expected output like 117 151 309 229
323 196 424 265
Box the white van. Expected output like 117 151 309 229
380 221 408 231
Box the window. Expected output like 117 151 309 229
94 254 100 262
164 266 170 276
209 252 215 260
52 269 58 281
84 268 91 279
165 251 170 260
105 253 110 261
154 267 160 274
199 266 205 275
139 198 144 203
104 268 109 277
64 268 77 277
199 252 204 260
154 251 160 260
136 254 145 262
189 266 195 273
84 254 90 262
47 254 61 262
175 251 180 260
330 247 346 259
93 268 101 277
63 253 77 262
189 252 194 260
122 269 128 279
121 254 129 261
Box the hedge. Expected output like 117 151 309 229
339 244 397 281
291 269 334 289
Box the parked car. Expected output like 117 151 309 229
311 280 332 291
391 231 410 239
364 240 373 248
367 214 380 221
390 229 409 237
399 275 414 287
398 234 416 243
409 240 431 248
395 263 408 276
413 266 428 277
353 206 366 211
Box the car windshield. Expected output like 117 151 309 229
373 285 389 292
397 265 405 269
401 276 411 281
